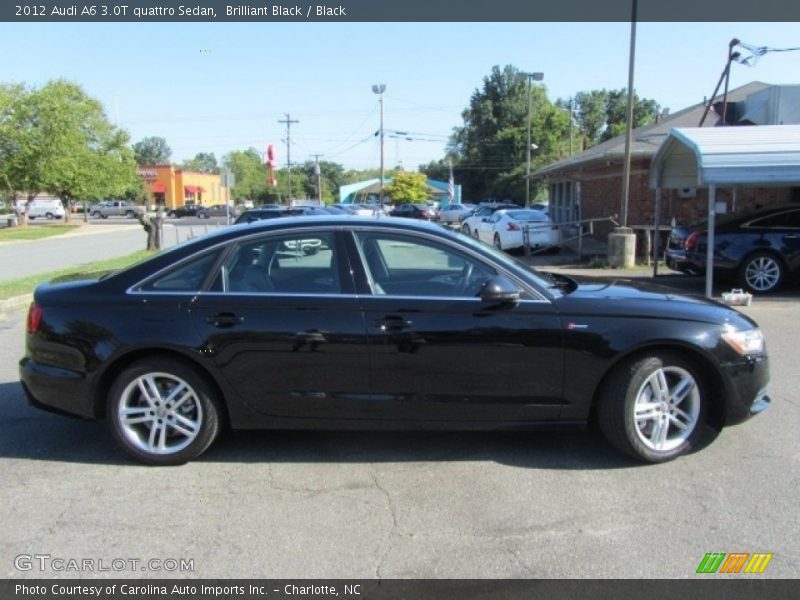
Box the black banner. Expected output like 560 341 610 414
2 0 800 22
2 579 799 600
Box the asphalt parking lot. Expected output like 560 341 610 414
0 276 797 579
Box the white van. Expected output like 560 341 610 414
15 196 66 220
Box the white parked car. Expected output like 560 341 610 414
438 203 476 224
475 209 561 252
460 203 518 238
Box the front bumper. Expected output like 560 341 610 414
721 354 770 426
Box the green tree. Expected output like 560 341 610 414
450 65 570 203
562 89 661 147
180 152 219 173
383 171 428 203
0 80 140 224
601 89 660 142
222 148 267 202
133 136 172 165
300 160 345 203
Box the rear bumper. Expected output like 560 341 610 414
665 248 693 273
19 357 95 419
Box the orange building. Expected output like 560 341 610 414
137 165 228 209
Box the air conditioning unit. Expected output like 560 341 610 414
678 188 696 198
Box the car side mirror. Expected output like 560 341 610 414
480 275 520 305
481 217 489 222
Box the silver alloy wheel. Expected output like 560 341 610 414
493 234 502 249
117 372 203 455
632 366 700 452
745 256 781 292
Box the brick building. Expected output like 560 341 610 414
532 82 800 245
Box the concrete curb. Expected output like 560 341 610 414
0 293 33 312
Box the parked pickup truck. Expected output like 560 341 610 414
89 201 146 219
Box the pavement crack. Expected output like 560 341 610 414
369 469 398 578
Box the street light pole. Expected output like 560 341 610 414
372 84 386 204
525 72 544 208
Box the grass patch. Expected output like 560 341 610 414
0 223 84 241
0 250 155 300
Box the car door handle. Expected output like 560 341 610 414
206 313 244 327
376 316 413 332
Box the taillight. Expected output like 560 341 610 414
684 231 703 250
27 303 43 334
506 222 520 231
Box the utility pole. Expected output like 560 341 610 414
278 114 298 203
525 72 544 208
372 85 386 204
311 153 324 204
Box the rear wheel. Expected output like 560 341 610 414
107 358 222 465
493 233 503 250
125 210 135 218
597 353 707 463
168 210 177 218
45 212 54 220
92 211 102 218
739 252 783 294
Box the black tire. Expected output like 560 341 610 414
461 224 470 235
92 211 102 218
125 210 135 218
493 233 503 250
107 358 222 465
597 352 708 463
45 212 54 220
168 211 177 218
738 252 784 294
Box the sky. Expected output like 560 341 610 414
1 21 798 171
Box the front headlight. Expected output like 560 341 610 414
721 327 765 356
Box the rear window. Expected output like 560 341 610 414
506 210 547 221
139 251 220 292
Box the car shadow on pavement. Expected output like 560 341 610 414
0 380 642 469
202 428 639 470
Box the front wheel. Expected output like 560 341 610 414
107 358 222 465
167 211 177 218
125 210 135 218
739 252 783 294
597 353 707 463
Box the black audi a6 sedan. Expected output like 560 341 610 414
20 217 770 465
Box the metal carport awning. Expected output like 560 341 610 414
649 125 800 297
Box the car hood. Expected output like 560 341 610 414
551 274 757 329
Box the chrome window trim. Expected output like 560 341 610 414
125 289 549 304
742 208 800 230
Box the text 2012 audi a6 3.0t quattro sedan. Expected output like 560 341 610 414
20 217 770 465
